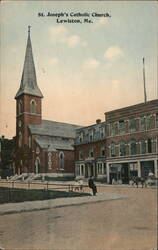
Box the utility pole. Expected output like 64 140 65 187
143 58 147 103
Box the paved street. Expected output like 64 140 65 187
0 186 157 250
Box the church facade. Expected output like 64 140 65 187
14 28 81 176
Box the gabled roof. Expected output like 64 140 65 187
29 120 82 138
34 136 74 151
15 28 43 99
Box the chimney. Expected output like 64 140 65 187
96 119 101 124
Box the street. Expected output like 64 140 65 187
0 186 157 250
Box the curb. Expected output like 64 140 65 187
0 192 125 216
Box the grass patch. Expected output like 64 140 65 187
0 187 90 204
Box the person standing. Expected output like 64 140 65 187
88 176 97 196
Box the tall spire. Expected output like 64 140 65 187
15 26 43 99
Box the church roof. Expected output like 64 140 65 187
15 27 43 99
28 120 82 138
34 136 74 151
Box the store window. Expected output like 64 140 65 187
97 163 103 175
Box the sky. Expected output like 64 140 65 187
0 1 158 139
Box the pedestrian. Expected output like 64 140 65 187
88 176 97 196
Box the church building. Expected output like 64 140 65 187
14 27 81 176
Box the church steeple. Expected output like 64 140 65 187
15 26 43 99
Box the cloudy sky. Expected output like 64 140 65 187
0 1 157 138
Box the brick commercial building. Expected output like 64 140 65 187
75 100 158 183
14 28 81 176
105 100 158 184
75 120 107 180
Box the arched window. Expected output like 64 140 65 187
18 101 23 114
19 132 22 147
30 99 36 114
130 139 137 155
35 157 40 174
59 152 64 169
48 152 52 170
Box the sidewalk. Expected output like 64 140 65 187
0 192 125 215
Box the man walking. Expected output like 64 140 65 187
88 176 97 196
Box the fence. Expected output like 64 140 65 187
0 181 87 204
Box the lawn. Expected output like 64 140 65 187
0 187 90 204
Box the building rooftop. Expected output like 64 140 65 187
105 99 158 122
29 120 82 138
34 136 74 151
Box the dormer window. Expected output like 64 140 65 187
30 99 36 114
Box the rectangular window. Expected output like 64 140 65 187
100 127 105 139
79 150 83 160
119 120 126 135
147 139 152 153
89 130 94 141
146 115 152 130
100 145 105 156
89 147 94 158
79 132 84 143
140 117 146 131
141 140 146 154
110 122 116 136
129 119 137 133
120 143 126 156
111 144 116 157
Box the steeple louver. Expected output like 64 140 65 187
15 27 43 99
